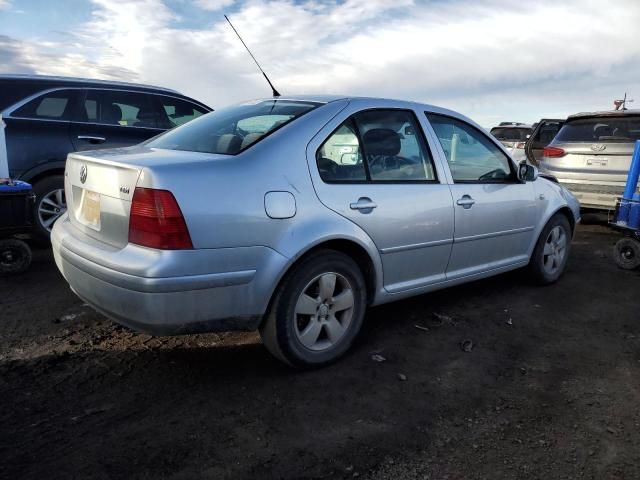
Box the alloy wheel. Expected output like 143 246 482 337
293 272 355 352
38 188 67 232
542 225 567 275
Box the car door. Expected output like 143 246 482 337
308 107 454 293
425 113 537 280
525 119 564 165
69 89 166 152
4 88 79 178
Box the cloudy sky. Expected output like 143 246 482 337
0 0 639 126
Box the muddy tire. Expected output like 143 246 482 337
613 237 640 270
260 249 367 368
527 214 572 285
0 239 32 275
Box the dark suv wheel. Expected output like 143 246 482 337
32 175 66 240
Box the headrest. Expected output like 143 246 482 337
217 134 243 154
103 104 122 124
241 132 263 149
363 128 401 156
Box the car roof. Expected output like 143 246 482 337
0 74 180 94
567 109 640 120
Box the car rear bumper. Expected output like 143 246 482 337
51 214 288 335
556 181 623 209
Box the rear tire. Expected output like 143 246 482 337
32 175 66 241
260 249 367 368
0 239 32 275
527 213 572 285
613 238 640 270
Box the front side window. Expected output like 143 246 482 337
427 113 514 183
156 96 208 128
80 90 160 128
147 99 320 155
11 89 77 120
317 109 437 183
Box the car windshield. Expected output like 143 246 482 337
555 115 640 143
147 99 321 155
490 127 532 141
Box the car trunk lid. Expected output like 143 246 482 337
65 153 141 248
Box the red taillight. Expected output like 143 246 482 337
128 187 193 250
543 146 566 158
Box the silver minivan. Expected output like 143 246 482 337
539 110 640 209
52 96 580 367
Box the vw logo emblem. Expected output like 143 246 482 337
590 144 606 152
79 164 88 184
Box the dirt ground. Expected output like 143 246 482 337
1 220 639 480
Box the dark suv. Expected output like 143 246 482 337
0 74 212 238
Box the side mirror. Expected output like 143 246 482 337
518 161 538 182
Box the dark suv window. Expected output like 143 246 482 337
156 96 208 128
11 89 78 120
80 90 162 128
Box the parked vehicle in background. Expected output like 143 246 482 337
490 124 533 162
525 118 565 165
539 110 640 210
0 74 212 239
51 95 580 367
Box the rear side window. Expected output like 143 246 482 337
155 96 208 128
555 116 640 142
11 89 77 120
80 90 161 128
317 109 437 183
147 99 320 155
427 113 514 183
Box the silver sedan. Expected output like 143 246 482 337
52 96 580 367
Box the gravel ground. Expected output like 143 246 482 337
1 221 639 480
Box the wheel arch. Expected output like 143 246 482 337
260 237 380 327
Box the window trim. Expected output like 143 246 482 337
425 111 519 185
316 108 440 185
5 86 211 125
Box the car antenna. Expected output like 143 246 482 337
614 92 634 111
224 14 281 98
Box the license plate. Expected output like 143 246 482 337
586 157 609 167
79 189 101 230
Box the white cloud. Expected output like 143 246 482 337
2 0 640 125
194 0 235 12
0 0 11 10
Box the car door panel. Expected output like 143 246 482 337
446 182 536 278
307 106 455 293
425 112 537 278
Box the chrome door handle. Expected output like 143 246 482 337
350 197 377 212
456 195 475 209
77 135 106 144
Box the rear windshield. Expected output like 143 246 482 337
490 127 532 141
147 99 321 155
555 115 640 143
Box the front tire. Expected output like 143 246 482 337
260 249 367 368
527 213 572 284
32 175 66 240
